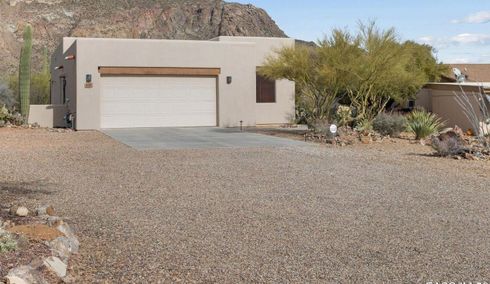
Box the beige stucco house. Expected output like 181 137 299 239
414 64 490 134
415 83 490 134
36 36 295 130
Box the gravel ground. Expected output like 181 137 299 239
0 128 489 283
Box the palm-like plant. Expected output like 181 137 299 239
407 109 444 140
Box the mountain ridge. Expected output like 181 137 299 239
0 0 287 75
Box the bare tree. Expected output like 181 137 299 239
454 84 490 148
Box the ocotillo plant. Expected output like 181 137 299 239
19 24 33 119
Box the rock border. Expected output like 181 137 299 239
2 205 79 284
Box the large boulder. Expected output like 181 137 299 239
43 256 67 278
49 236 79 262
5 265 47 284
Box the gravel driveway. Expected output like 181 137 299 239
1 129 489 283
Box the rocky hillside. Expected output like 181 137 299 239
0 0 286 75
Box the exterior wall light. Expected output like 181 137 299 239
226 76 232 84
85 74 93 89
65 54 76 60
54 65 64 70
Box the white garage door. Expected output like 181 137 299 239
100 76 217 128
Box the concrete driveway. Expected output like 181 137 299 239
102 127 306 150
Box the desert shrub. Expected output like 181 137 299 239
9 112 25 125
407 109 444 140
432 135 466 156
0 105 10 121
31 46 51 105
373 112 407 137
310 118 330 133
0 105 24 126
31 72 50 104
0 84 17 109
354 118 373 134
0 233 17 253
295 106 309 125
336 105 353 127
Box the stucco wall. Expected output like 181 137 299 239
28 105 67 128
51 40 77 122
431 90 485 132
216 37 296 124
76 38 258 130
415 84 490 133
255 80 295 124
415 88 432 111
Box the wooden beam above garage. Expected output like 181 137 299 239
98 67 221 76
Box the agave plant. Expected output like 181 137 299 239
407 109 444 140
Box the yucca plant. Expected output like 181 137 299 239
407 109 444 140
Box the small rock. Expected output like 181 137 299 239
49 236 79 261
56 223 77 243
453 125 465 137
46 216 63 227
464 153 480 161
360 135 371 144
4 276 28 284
15 207 29 217
3 220 13 229
28 257 44 269
43 256 67 278
36 205 55 217
9 205 18 216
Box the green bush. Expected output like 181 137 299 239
0 83 17 109
373 112 407 137
0 105 24 126
310 118 330 133
31 46 51 105
0 105 9 121
31 72 50 104
0 233 17 253
407 109 444 140
354 118 373 134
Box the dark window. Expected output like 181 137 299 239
60 76 67 104
256 74 276 103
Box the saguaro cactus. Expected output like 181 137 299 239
19 24 33 119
